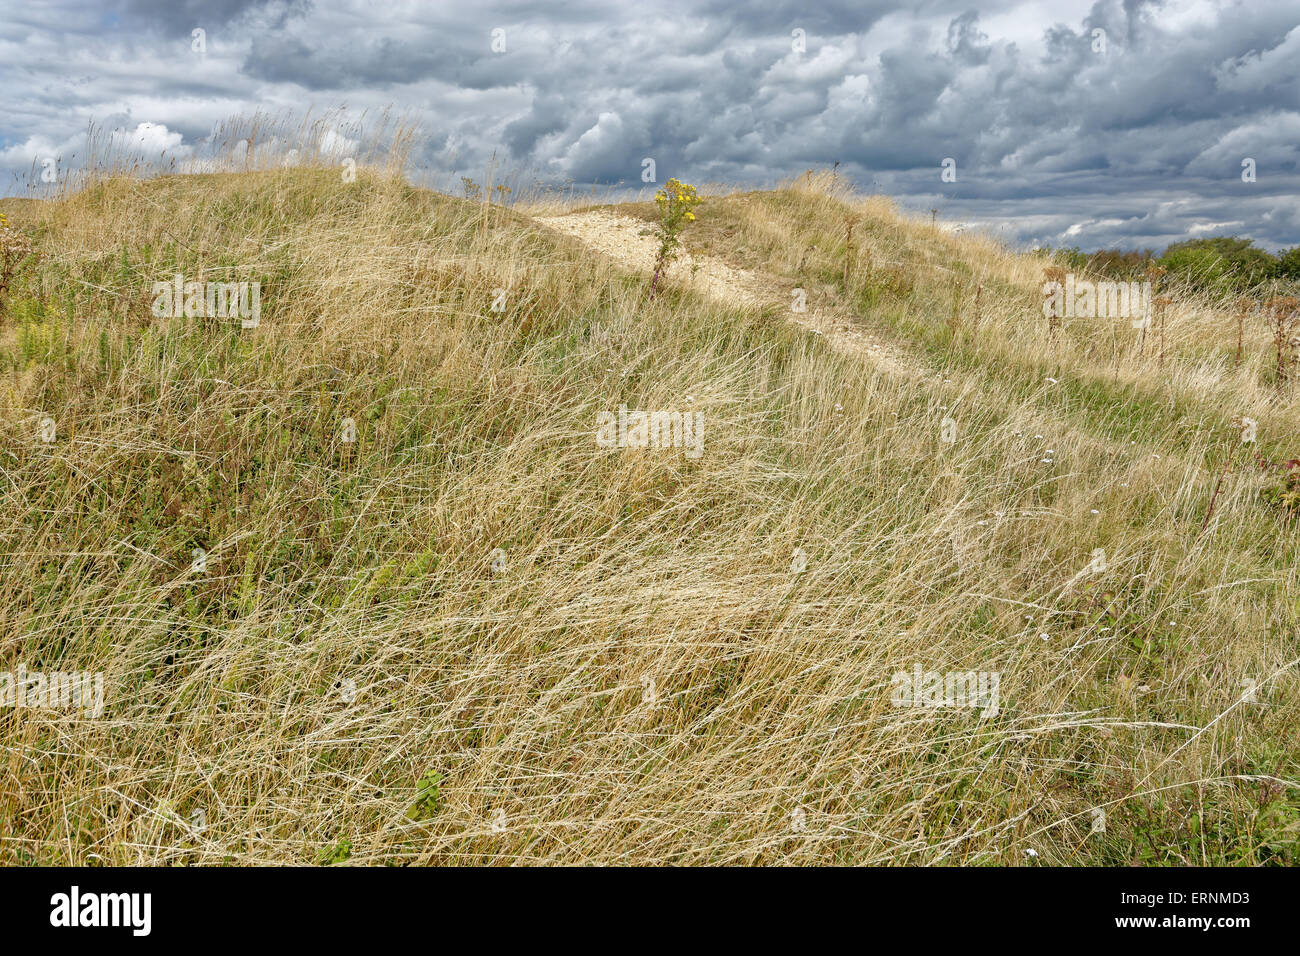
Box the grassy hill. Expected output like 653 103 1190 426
0 164 1296 864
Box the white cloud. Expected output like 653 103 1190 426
108 121 188 157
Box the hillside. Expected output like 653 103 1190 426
0 166 1296 865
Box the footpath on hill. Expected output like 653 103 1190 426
534 209 924 380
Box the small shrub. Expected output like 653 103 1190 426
1159 237 1275 293
649 178 701 300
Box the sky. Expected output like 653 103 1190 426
2 0 1298 252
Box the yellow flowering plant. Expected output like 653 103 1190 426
649 178 702 299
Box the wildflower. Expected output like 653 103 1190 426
648 178 702 300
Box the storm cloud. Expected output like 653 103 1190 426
1 0 1297 250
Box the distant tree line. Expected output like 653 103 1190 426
1037 236 1300 294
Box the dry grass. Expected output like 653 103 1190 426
0 156 1296 866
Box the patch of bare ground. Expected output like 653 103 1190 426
535 209 925 379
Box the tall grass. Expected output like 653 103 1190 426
0 157 1295 865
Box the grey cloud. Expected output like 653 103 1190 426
2 0 1299 251
124 0 311 36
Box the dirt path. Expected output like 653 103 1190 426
534 210 921 378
